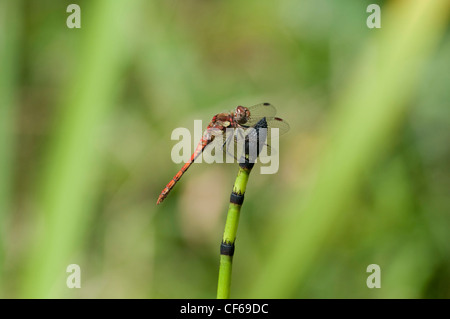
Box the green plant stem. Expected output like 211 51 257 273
19 0 142 298
0 1 22 296
217 164 252 299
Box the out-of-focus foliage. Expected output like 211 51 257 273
0 0 449 298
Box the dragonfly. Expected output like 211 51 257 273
156 102 290 205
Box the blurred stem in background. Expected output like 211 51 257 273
19 0 142 298
0 0 22 296
248 0 450 298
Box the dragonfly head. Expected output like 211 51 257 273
234 106 250 125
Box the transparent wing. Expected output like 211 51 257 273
240 116 289 139
220 124 286 163
245 103 277 126
223 129 239 162
265 117 290 137
239 116 288 161
199 128 229 163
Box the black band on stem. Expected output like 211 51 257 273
230 192 245 205
239 161 255 170
220 241 235 256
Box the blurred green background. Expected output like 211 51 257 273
0 0 449 298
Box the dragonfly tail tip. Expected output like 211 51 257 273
156 194 166 205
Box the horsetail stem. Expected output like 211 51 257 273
217 164 252 299
217 117 268 299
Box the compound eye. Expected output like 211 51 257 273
235 106 249 124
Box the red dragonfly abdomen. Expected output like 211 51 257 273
156 136 209 205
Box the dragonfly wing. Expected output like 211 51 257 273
235 117 288 161
240 116 289 138
200 127 230 163
245 103 277 126
230 123 270 164
265 117 290 137
259 117 289 159
222 129 240 161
